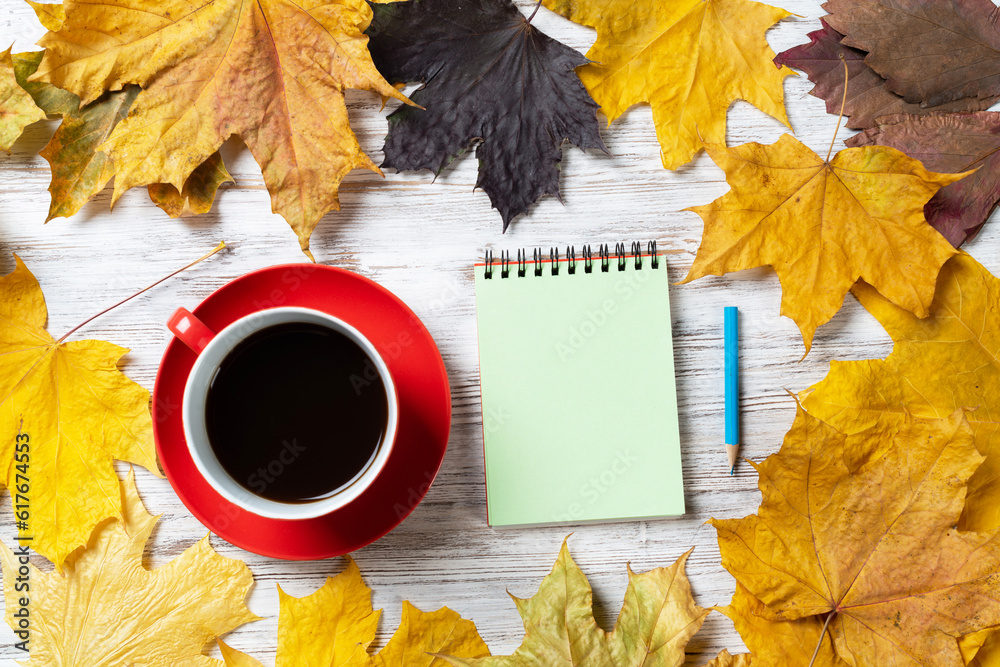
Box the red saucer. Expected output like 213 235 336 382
152 264 451 559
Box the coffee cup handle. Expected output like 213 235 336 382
167 308 217 355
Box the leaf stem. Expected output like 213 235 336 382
527 0 543 23
56 242 226 344
825 53 849 163
808 610 837 667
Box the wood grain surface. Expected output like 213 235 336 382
2 1 998 663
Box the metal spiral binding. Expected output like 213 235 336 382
483 242 661 278
484 250 494 279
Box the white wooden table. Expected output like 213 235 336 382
4 1 998 663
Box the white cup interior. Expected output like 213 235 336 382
182 307 398 520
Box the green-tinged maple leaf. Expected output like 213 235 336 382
366 0 606 230
442 540 708 666
219 556 489 666
1 470 258 665
148 151 233 218
15 48 230 221
11 50 77 119
713 407 1000 666
0 47 44 151
39 85 139 221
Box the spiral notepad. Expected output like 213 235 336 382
475 242 685 526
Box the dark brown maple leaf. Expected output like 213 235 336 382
824 0 1000 108
366 0 606 230
773 19 998 130
847 112 1000 247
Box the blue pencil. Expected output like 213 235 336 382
725 307 739 474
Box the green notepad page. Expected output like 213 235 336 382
475 249 685 526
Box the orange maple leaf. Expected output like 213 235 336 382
30 0 410 258
713 407 1000 666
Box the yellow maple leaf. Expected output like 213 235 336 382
542 0 793 169
1 469 258 665
443 540 708 666
0 46 44 152
25 0 64 32
681 134 967 352
219 556 488 666
30 0 410 258
0 255 158 569
801 252 1000 533
961 627 1000 667
713 407 1000 666
716 584 846 667
701 649 751 667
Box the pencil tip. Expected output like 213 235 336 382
730 465 735 475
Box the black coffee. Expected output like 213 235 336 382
205 321 388 503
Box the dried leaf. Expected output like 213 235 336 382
773 20 999 130
39 86 139 221
366 0 605 230
442 540 708 666
701 649 751 667
713 407 1000 666
0 255 158 569
30 0 410 257
1 470 258 665
717 584 847 667
0 47 44 151
846 112 1000 247
26 0 65 32
220 557 488 666
824 0 1000 108
11 50 77 118
15 49 227 221
148 151 233 218
964 628 1000 667
681 134 965 352
542 0 793 169
801 252 1000 532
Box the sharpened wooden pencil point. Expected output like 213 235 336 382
727 443 739 475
